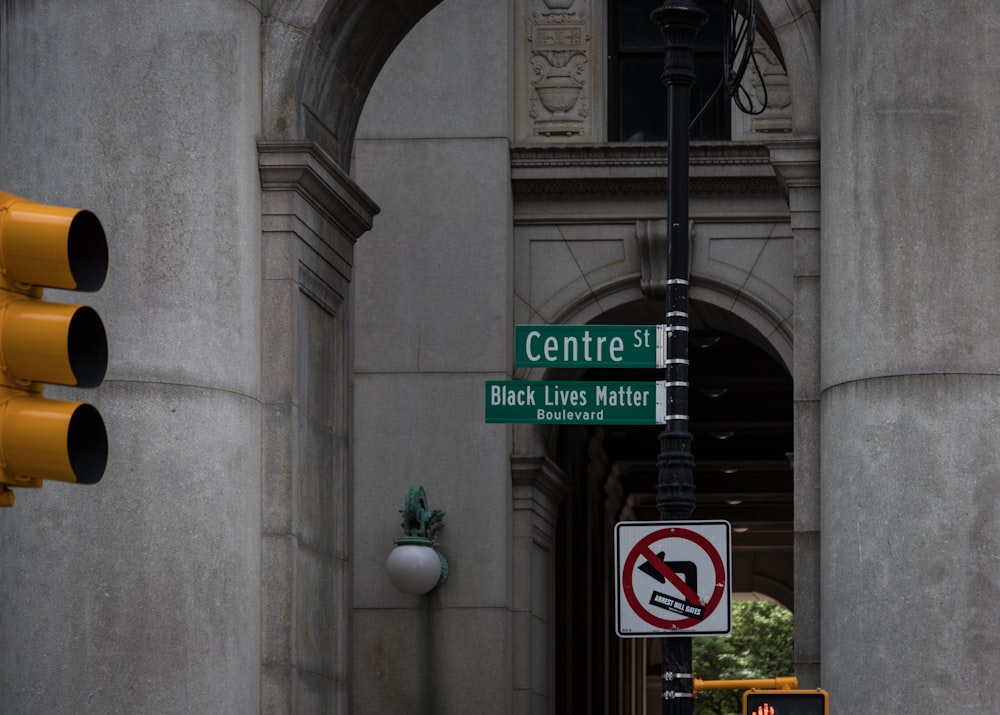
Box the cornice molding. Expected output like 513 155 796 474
512 141 772 166
766 136 821 197
511 142 782 197
511 455 571 502
513 176 780 197
258 140 380 241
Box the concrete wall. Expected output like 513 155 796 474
0 2 264 712
821 1 1000 710
351 0 516 712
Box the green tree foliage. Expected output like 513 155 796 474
692 600 794 715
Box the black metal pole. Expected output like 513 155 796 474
650 2 707 714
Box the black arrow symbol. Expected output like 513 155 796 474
639 554 698 594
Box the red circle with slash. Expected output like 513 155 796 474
621 526 727 631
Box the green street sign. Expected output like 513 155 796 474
485 380 666 424
515 325 665 368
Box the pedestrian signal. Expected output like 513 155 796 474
743 688 828 715
743 688 830 715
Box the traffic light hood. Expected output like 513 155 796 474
0 193 108 292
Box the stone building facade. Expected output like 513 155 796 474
1 1 998 713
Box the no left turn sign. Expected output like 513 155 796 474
615 520 732 638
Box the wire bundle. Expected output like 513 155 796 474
690 0 768 129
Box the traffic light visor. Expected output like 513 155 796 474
0 196 108 291
0 397 107 484
0 301 108 387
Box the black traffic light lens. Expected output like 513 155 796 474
66 403 108 485
67 210 108 292
67 306 108 388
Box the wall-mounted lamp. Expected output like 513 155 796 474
385 485 449 595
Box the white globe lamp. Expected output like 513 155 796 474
386 486 449 595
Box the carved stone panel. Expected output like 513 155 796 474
745 41 793 134
517 0 602 142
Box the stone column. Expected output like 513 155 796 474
0 2 263 712
820 2 1000 710
770 137 821 687
258 142 378 712
511 456 570 714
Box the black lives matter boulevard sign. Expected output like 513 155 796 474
485 380 665 425
486 325 669 425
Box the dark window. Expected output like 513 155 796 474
609 0 730 141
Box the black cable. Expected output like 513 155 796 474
687 0 770 131
725 0 768 116
689 77 723 131
734 46 767 115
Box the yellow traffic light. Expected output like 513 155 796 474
0 191 108 506
743 689 829 715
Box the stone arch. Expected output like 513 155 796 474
514 213 794 380
261 0 446 167
261 0 820 170
537 290 794 707
334 0 818 709
753 0 821 133
514 275 791 384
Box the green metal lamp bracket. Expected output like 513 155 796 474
397 485 449 585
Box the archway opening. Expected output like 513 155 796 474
549 299 793 713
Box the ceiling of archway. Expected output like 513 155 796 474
564 298 794 558
588 329 793 555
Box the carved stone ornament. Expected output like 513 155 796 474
531 0 586 23
636 219 693 299
527 0 591 138
747 40 793 134
637 219 670 298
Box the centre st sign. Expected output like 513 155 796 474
485 380 667 425
515 325 666 368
